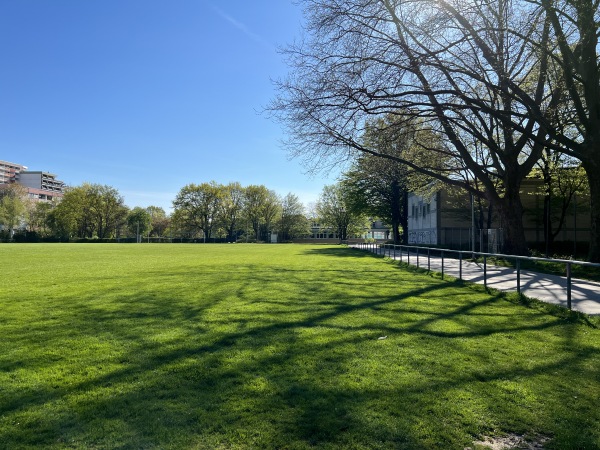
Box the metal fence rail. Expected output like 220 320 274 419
356 242 600 311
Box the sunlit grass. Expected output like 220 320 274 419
0 243 598 449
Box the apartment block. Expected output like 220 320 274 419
19 171 65 194
0 160 65 202
0 160 28 184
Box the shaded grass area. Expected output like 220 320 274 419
0 243 599 449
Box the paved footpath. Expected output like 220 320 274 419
354 246 600 315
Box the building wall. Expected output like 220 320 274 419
0 160 27 184
519 179 590 244
20 171 65 194
408 181 591 251
25 186 63 203
407 192 439 245
0 162 65 205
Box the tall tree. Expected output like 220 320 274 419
127 207 152 240
26 201 54 236
146 206 170 238
270 0 559 255
92 184 129 239
278 193 310 241
527 0 600 261
48 183 128 239
217 182 245 242
341 154 408 244
0 184 27 238
243 185 281 241
316 184 369 242
340 115 437 244
172 182 223 241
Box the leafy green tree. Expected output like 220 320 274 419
341 156 407 244
217 182 245 242
0 184 27 238
277 193 310 241
243 185 281 241
341 113 448 244
316 184 369 242
92 184 129 239
26 201 54 236
127 207 152 240
48 183 128 239
172 182 223 241
145 206 170 238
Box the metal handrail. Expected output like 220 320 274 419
356 242 600 310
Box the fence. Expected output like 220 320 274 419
356 242 600 311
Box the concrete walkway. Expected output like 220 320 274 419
355 246 600 315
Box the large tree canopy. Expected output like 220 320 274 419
278 193 310 241
172 182 223 241
49 183 128 239
316 184 369 242
270 0 568 255
243 185 281 242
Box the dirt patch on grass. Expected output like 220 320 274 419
466 433 550 449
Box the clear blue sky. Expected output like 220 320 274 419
0 1 339 212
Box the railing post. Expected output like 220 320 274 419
516 259 521 295
567 262 572 310
416 247 420 268
459 251 462 280
407 247 410 265
441 250 444 279
428 248 431 271
484 255 487 289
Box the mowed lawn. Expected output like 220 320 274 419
0 244 599 449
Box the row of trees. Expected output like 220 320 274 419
270 0 600 261
171 182 310 242
0 181 316 242
0 183 169 241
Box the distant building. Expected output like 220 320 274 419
0 160 28 184
300 218 390 243
19 171 65 201
0 160 65 203
364 219 390 240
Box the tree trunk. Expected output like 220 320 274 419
400 191 408 244
494 188 529 256
390 180 403 244
543 194 553 257
583 159 600 262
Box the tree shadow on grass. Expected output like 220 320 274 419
302 246 375 258
1 258 600 448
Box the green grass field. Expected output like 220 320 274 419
1 243 599 449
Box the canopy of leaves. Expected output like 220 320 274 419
48 183 127 239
